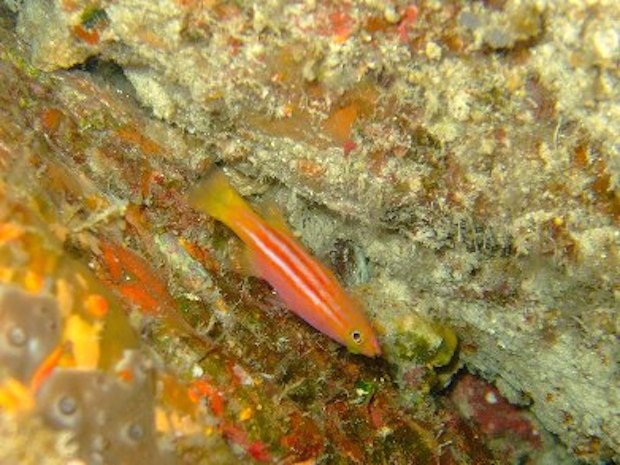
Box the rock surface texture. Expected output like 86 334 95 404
1 0 619 463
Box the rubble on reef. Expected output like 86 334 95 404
0 0 618 464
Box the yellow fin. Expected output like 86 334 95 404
189 166 250 226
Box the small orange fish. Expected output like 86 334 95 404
190 168 381 357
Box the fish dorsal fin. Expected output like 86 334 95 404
257 199 296 237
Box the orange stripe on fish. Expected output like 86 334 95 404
190 167 381 357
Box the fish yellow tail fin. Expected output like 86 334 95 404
189 167 251 227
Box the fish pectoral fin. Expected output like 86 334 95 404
228 240 259 277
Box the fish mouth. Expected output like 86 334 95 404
346 336 382 357
365 336 382 357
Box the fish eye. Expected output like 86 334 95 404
351 330 363 344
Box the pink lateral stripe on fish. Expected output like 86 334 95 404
189 167 381 357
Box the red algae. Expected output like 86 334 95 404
97 239 175 317
449 373 542 456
